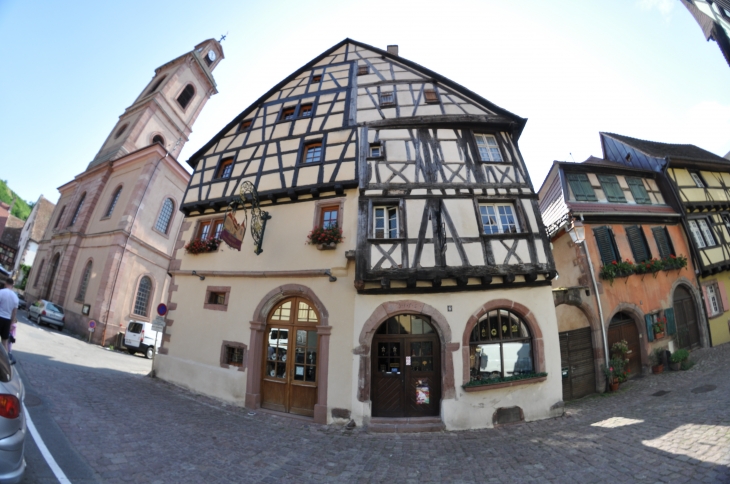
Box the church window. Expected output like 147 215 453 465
302 142 323 164
69 193 86 227
155 198 175 234
424 89 439 103
104 186 123 218
133 276 152 317
53 206 66 229
114 124 128 139
152 135 165 147
280 107 296 121
299 104 313 118
147 75 166 95
216 158 234 179
177 84 195 109
479 203 520 234
373 206 399 239
474 134 503 162
76 260 92 302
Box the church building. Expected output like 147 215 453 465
25 40 224 345
155 39 562 431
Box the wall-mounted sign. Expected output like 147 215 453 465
88 320 96 332
82 304 91 316
157 303 168 317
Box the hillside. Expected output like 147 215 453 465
0 180 32 220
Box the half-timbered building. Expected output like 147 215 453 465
600 132 730 347
539 157 704 401
156 40 562 431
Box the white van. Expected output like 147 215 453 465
124 321 161 359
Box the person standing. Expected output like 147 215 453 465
0 278 18 354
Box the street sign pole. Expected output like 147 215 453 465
88 320 96 344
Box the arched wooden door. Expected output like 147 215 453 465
371 314 441 418
261 297 319 417
43 254 60 300
673 286 700 349
608 312 641 378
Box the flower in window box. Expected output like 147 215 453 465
184 238 221 255
599 259 635 284
307 224 344 250
661 254 688 271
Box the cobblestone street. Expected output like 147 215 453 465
16 317 730 483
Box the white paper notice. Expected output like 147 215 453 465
406 356 411 365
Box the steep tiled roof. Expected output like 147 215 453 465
0 215 23 249
30 197 56 242
602 132 729 164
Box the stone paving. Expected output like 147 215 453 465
18 337 730 483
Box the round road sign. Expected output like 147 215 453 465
88 320 96 329
157 303 168 316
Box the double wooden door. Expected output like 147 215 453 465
371 334 441 418
608 313 641 378
673 286 700 349
559 328 596 401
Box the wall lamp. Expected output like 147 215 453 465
192 270 205 281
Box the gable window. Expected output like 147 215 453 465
424 89 439 104
216 158 234 179
690 171 706 188
54 206 66 229
379 92 395 107
474 134 503 162
299 104 313 118
155 198 175 234
369 143 382 158
625 226 651 262
105 186 123 218
652 226 675 259
76 261 92 302
302 142 323 164
566 173 597 202
133 276 152 317
597 175 626 203
311 74 322 83
357 65 369 75
177 84 195 110
688 219 715 248
320 206 339 229
469 309 534 382
238 120 252 132
69 193 86 227
280 107 296 121
479 203 520 234
593 226 620 265
626 177 651 204
374 206 399 239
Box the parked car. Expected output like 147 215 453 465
124 321 161 359
15 296 26 311
0 345 26 482
27 300 65 330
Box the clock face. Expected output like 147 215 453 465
207 50 216 62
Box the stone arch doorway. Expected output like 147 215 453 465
371 314 441 418
673 285 701 350
43 253 61 301
555 304 597 401
608 311 641 378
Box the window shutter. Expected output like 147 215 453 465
626 226 650 262
652 227 673 258
645 314 655 342
598 175 627 203
593 226 618 265
626 177 651 204
567 174 597 202
701 285 714 317
665 308 676 336
718 281 730 313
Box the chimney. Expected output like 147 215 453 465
387 45 399 56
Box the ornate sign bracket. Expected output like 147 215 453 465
231 181 270 256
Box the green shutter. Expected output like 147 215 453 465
593 226 619 265
626 177 651 204
645 314 655 342
665 308 676 336
598 175 627 203
652 226 674 258
626 226 650 262
567 174 597 202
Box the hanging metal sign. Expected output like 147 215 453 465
223 181 270 255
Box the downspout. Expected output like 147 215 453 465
581 237 609 367
100 142 176 345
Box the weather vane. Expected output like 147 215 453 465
219 32 228 42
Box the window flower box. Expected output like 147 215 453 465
184 238 220 255
317 242 337 251
462 372 547 392
307 224 343 249
662 254 688 271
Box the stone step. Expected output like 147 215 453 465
368 417 445 433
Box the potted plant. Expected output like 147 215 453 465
184 238 221 255
662 254 688 271
651 347 665 374
307 224 344 250
653 316 666 339
670 348 689 371
599 259 635 285
603 364 619 392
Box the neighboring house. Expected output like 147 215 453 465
539 157 705 401
681 0 730 67
13 195 56 277
599 132 730 347
155 39 562 431
24 40 224 344
0 202 23 272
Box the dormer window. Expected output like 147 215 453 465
280 107 296 121
177 84 195 109
299 104 313 118
238 120 252 132
474 134 503 162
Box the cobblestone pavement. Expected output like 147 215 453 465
16 320 730 483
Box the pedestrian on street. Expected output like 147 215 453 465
0 277 19 355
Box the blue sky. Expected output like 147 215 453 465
1 0 728 204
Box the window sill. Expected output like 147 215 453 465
368 237 406 243
479 232 527 239
462 373 547 393
316 243 338 251
204 303 228 312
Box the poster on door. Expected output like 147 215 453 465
416 379 430 405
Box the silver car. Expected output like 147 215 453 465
0 346 25 482
28 300 65 330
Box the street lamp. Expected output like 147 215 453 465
567 219 585 244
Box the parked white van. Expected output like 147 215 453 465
124 321 161 359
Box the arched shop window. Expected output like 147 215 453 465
468 309 533 382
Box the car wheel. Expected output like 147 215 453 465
145 346 154 359
54 325 61 331
127 348 136 355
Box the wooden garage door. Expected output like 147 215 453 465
559 327 596 401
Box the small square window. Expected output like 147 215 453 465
374 206 399 239
479 203 520 234
357 65 369 76
300 104 313 118
380 92 395 107
226 346 245 366
424 89 439 103
474 133 503 162
311 75 322 83
208 292 226 305
320 206 339 229
280 107 296 121
370 144 382 158
302 142 323 164
216 158 234 179
238 120 252 132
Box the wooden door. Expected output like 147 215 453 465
261 298 319 417
674 286 700 349
371 314 441 418
608 313 641 378
559 328 596 401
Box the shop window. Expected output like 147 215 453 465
469 309 534 382
566 173 597 202
598 175 626 203
302 142 323 164
479 203 520 234
474 133 503 162
593 226 620 265
373 206 399 239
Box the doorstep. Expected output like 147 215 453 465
368 416 445 433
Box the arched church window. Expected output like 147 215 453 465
105 186 122 218
69 193 86 227
76 260 92 302
155 199 174 234
133 276 152 316
152 135 165 147
177 84 195 109
114 124 128 139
